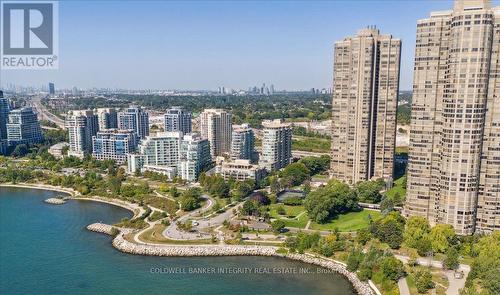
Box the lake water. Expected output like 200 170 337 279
0 187 356 295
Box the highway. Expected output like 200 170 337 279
31 95 66 129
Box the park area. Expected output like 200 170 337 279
269 203 382 232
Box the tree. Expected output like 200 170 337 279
241 200 259 216
304 180 358 223
356 228 372 246
444 247 460 270
180 188 201 211
355 180 384 203
271 220 285 233
413 269 435 293
233 180 255 201
298 155 330 175
380 196 394 214
281 162 310 186
200 174 230 198
170 187 180 198
380 256 405 282
429 224 456 253
346 248 364 272
371 212 405 249
404 216 431 249
463 231 500 295
318 234 338 257
249 191 270 205
415 235 433 257
303 181 311 194
269 175 280 193
108 176 122 194
11 144 29 158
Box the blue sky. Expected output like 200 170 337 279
2 0 498 91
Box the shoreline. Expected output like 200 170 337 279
112 232 374 295
0 183 77 197
3 183 375 295
0 183 141 219
86 223 374 295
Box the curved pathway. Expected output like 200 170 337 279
162 194 215 240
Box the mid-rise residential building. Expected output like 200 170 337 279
330 27 401 184
127 131 183 173
6 107 43 145
178 133 211 182
118 106 149 139
230 123 256 162
164 106 192 134
96 108 118 130
127 132 211 182
0 90 9 140
66 110 99 158
200 109 232 157
404 0 500 235
219 159 266 183
260 119 292 171
92 129 137 164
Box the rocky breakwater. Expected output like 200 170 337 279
87 223 117 235
111 233 374 295
44 198 66 205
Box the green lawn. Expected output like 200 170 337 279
311 174 329 182
292 136 330 153
385 176 406 200
310 210 382 232
269 204 306 218
269 204 309 228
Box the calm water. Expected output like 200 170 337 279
0 187 356 295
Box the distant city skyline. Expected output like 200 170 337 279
2 1 499 91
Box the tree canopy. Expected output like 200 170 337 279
304 180 359 223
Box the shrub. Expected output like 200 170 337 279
413 269 435 293
110 227 120 236
276 205 286 215
283 196 303 206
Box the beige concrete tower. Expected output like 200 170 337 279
404 0 499 235
200 109 232 158
330 27 401 184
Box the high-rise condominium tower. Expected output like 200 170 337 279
118 106 149 139
0 91 9 140
330 27 401 184
200 109 232 157
66 110 99 158
6 107 43 145
164 107 192 134
231 123 256 162
96 108 118 130
260 119 292 171
404 0 499 235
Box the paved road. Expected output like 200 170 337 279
196 201 244 229
162 194 214 240
31 95 66 129
398 278 411 295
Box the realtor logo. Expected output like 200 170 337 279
1 1 58 69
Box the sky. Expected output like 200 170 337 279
2 0 499 91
